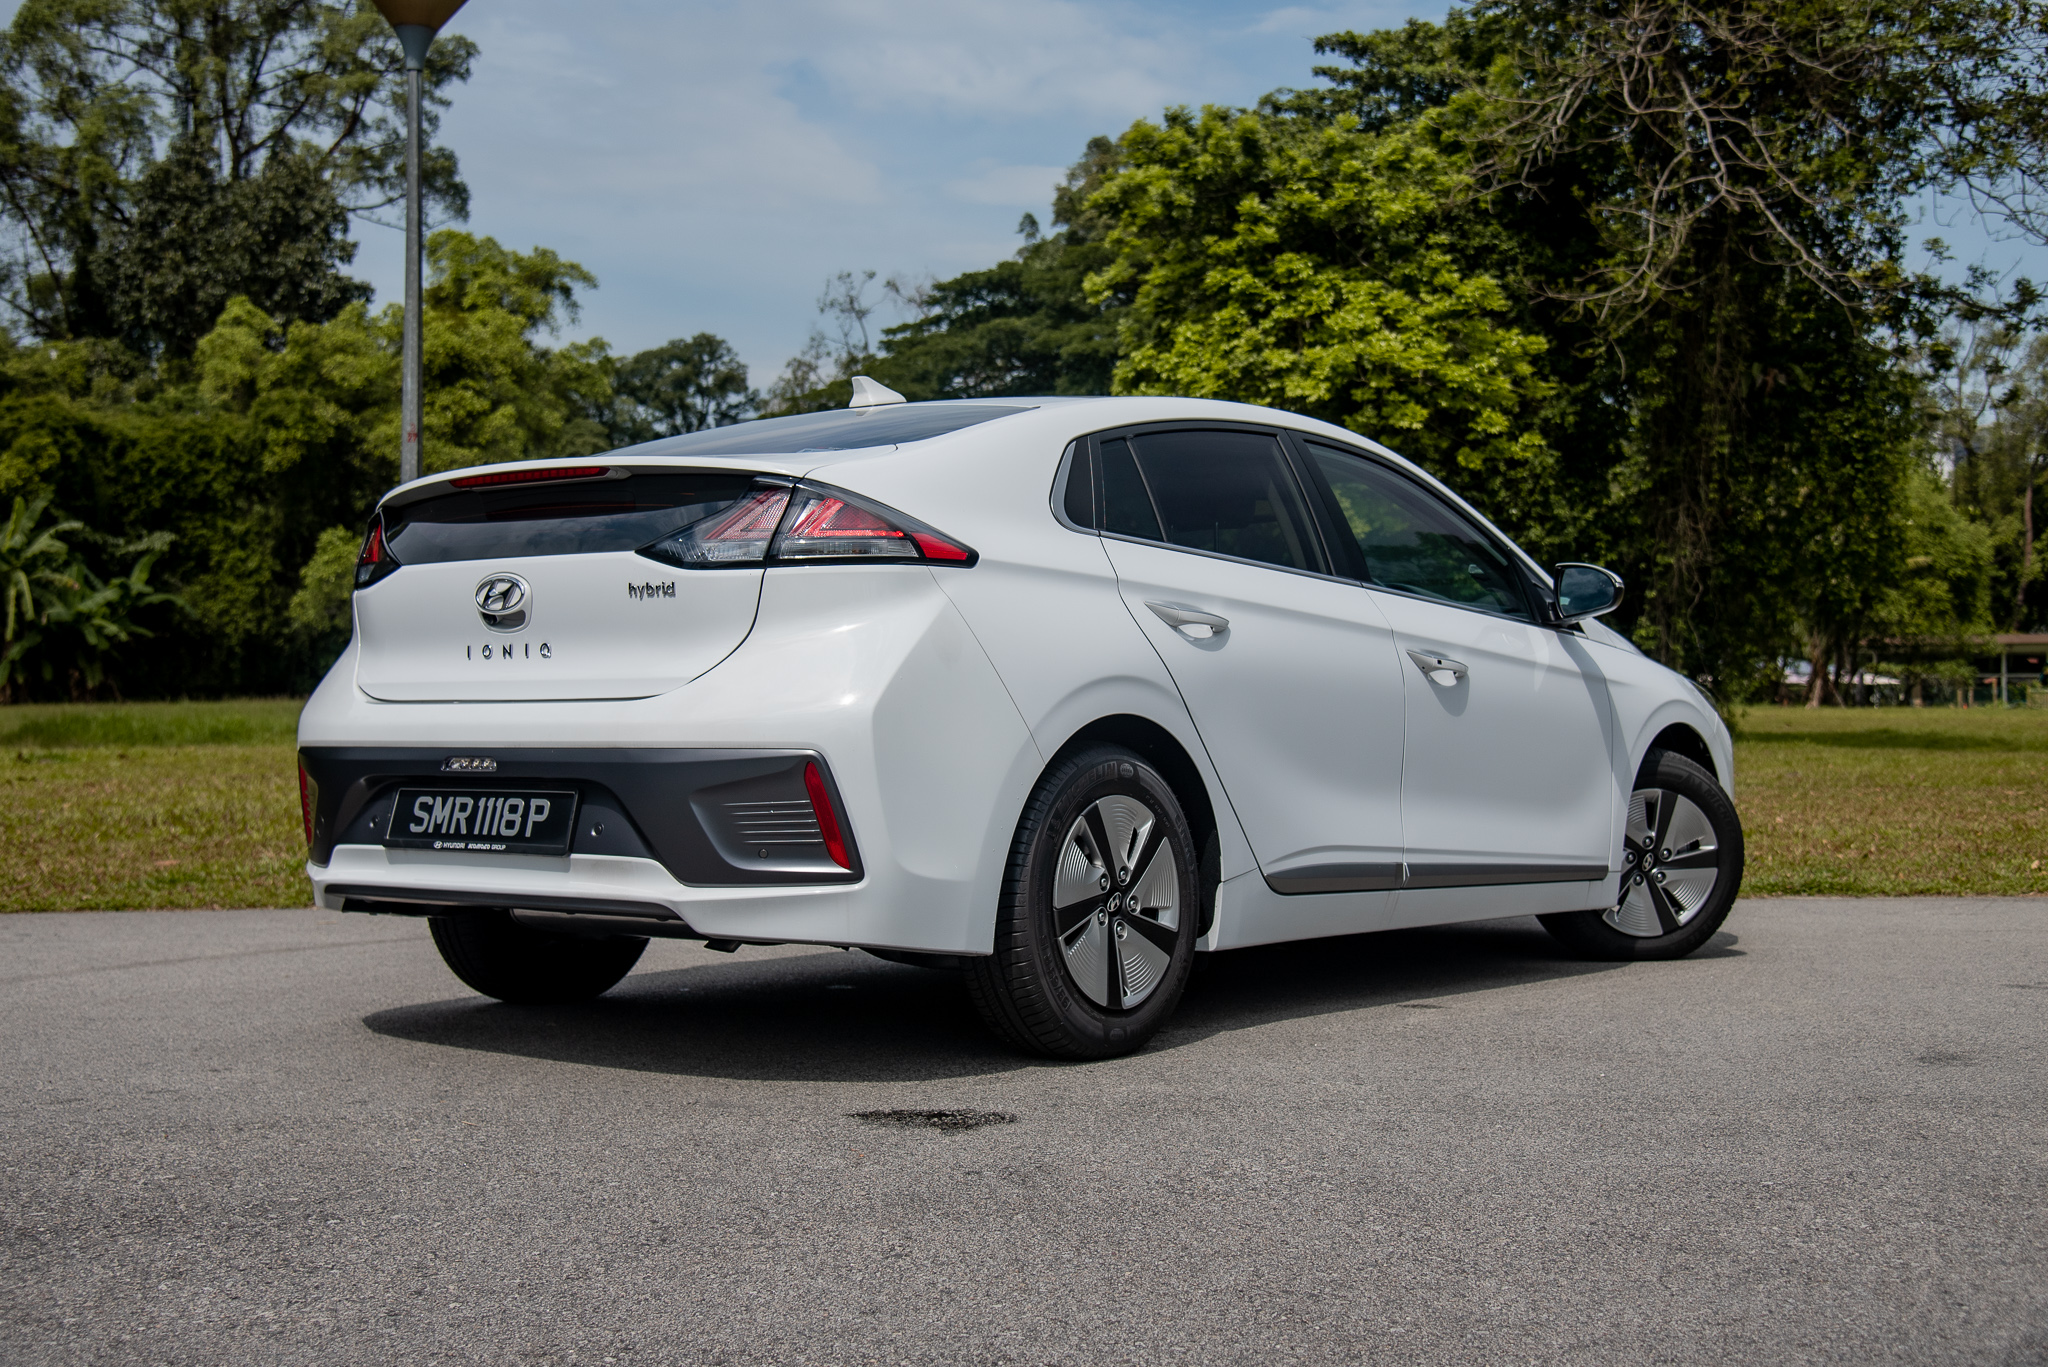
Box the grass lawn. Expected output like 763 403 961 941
0 700 305 912
0 697 2042 911
1731 704 2048 897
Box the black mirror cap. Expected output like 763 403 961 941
1551 563 1625 624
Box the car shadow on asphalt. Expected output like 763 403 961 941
360 917 1740 1084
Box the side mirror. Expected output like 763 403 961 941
1552 563 1624 623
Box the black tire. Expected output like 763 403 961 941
966 745 1200 1059
428 911 647 1004
1539 748 1744 961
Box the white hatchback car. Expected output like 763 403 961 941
300 389 1742 1057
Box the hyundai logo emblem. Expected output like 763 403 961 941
475 574 530 631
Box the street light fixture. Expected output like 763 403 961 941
370 0 468 485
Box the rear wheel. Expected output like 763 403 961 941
966 746 1199 1059
428 911 646 1004
1539 748 1744 961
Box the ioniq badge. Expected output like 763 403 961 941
475 573 530 631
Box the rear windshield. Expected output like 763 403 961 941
620 403 1032 457
384 472 756 563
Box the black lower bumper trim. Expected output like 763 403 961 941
330 884 683 921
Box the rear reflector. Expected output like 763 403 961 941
803 761 852 870
448 465 612 489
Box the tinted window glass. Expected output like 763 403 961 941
1305 442 1529 618
386 472 758 563
1060 440 1094 528
619 404 1031 457
1129 430 1323 573
1100 438 1163 541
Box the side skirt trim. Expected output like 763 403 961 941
1263 862 1608 895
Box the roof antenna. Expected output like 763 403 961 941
848 375 906 408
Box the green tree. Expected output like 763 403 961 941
1085 107 1553 507
0 0 475 341
601 333 755 445
92 133 368 358
0 492 178 700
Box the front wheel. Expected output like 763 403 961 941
1539 748 1744 961
966 746 1200 1059
429 911 647 1004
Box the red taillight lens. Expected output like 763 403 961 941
775 491 919 560
802 761 852 871
908 531 972 562
639 485 793 568
449 465 611 489
298 764 315 851
355 516 398 588
769 484 977 566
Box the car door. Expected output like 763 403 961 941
1295 438 1615 889
1083 425 1408 893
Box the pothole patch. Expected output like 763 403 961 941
852 1108 1018 1132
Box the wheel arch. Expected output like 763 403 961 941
1643 722 1719 785
1046 714 1222 934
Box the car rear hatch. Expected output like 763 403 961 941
353 465 779 702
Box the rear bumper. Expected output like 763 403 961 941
299 745 862 885
309 846 857 946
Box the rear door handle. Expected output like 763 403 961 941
1406 649 1468 685
1146 601 1229 637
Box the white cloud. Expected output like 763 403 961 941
947 164 1069 207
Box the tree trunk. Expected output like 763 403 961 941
2020 478 2035 629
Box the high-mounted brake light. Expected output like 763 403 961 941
355 516 399 589
769 484 977 566
803 761 852 871
639 485 792 568
448 465 611 489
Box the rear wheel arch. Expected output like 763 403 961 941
1046 715 1220 934
1644 723 1718 786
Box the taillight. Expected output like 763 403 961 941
802 761 852 870
298 764 315 851
450 465 612 489
769 483 976 566
355 515 399 588
635 480 975 570
639 485 793 568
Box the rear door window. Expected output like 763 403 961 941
1302 441 1530 619
1106 429 1326 574
383 471 759 564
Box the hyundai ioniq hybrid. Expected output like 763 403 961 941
299 390 1741 1058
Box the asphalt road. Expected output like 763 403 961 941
2 898 2044 1366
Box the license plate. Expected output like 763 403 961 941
384 788 579 855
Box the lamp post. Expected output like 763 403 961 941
370 0 468 485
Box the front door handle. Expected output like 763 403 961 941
1406 649 1468 685
1146 601 1229 637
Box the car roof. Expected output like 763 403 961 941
373 396 1545 581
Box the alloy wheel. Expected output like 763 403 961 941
1052 795 1181 1009
1607 785 1723 937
